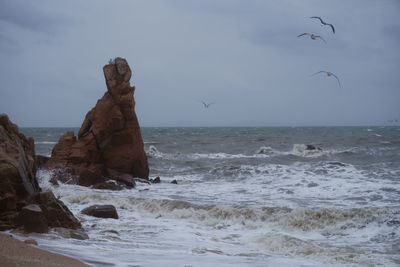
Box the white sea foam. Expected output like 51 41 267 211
21 127 400 266
255 146 275 154
189 152 268 159
255 144 351 158
288 144 324 157
34 141 57 144
146 145 164 158
34 159 400 267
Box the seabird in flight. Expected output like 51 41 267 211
310 16 335 34
297 33 327 43
201 101 215 108
311 71 341 87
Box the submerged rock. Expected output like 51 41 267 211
81 205 119 219
45 58 149 187
306 144 322 151
151 176 161 184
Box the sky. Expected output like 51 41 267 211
0 0 399 127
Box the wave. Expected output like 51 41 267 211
34 141 57 145
61 189 396 232
147 144 354 161
254 232 392 266
255 146 276 154
146 145 165 158
255 144 344 158
189 153 267 160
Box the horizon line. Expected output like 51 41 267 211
19 124 398 128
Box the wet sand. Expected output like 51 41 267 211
0 232 91 267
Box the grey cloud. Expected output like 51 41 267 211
1 0 399 127
382 24 400 46
0 0 69 34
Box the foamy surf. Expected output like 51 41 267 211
35 173 400 266
24 126 400 266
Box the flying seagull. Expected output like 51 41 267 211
310 16 335 34
201 101 215 108
311 71 341 87
297 33 326 43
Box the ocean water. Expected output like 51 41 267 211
17 127 400 266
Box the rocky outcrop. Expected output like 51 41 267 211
17 204 48 233
0 114 81 232
45 57 149 187
81 205 119 219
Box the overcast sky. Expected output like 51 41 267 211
0 0 399 127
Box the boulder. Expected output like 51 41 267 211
92 181 124 191
0 114 81 231
81 205 119 219
29 191 81 229
18 204 48 233
45 58 149 187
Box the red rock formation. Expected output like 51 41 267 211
46 57 149 186
0 114 81 231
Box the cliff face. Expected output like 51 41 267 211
0 114 81 231
46 57 149 186
0 114 38 204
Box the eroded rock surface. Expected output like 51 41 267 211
0 114 81 232
46 57 149 187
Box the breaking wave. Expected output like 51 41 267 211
146 145 164 158
60 188 397 232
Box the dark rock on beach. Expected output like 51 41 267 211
17 204 48 233
81 205 119 219
29 191 81 229
45 58 149 187
0 114 81 232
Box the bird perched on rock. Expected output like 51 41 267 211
310 16 335 34
311 71 341 87
297 33 326 43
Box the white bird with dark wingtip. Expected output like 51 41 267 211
311 71 341 87
201 101 215 108
310 16 335 34
297 33 327 43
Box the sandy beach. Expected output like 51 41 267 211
0 232 90 267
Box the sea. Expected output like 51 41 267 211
14 127 400 266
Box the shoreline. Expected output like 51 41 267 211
0 232 91 267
